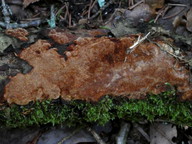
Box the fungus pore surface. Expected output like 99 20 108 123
3 37 192 105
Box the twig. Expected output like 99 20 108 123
1 0 11 29
64 2 69 20
128 0 143 10
134 123 150 142
88 0 97 19
168 3 187 7
55 5 66 17
126 32 150 54
116 122 131 144
26 130 43 144
68 13 72 27
89 0 114 20
0 19 42 28
154 3 187 23
104 8 126 25
154 5 170 23
57 127 81 144
128 0 134 7
88 0 93 19
87 127 106 144
162 7 185 20
0 0 43 29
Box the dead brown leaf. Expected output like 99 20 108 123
150 123 177 144
145 0 165 13
23 0 40 8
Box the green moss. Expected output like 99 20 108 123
0 89 192 128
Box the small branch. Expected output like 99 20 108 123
87 127 106 144
0 20 42 28
167 3 187 7
57 127 81 144
134 123 150 142
116 122 131 144
1 0 11 29
128 0 134 7
128 0 143 10
126 32 150 54
88 0 93 19
0 0 43 29
88 0 97 19
162 7 185 20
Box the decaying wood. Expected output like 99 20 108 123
3 36 192 105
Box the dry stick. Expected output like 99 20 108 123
128 0 134 7
0 20 42 28
86 0 98 18
87 127 106 144
134 123 150 142
126 32 151 54
116 122 131 144
168 3 187 7
0 0 42 28
1 0 11 29
69 13 72 27
104 8 126 25
89 0 114 20
64 2 72 27
57 128 81 144
155 3 187 22
88 0 93 19
90 0 98 12
161 5 171 17
154 5 170 23
64 2 69 20
162 7 185 20
55 5 66 17
128 0 143 10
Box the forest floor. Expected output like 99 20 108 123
0 0 192 144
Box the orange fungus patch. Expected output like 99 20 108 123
3 37 192 105
5 28 29 41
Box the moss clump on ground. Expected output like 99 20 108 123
0 89 192 128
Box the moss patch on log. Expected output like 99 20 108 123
0 89 192 128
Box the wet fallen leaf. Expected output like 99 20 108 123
150 123 177 144
37 126 95 144
23 0 40 8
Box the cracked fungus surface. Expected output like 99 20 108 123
3 37 192 105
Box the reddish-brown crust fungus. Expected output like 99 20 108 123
5 28 29 41
4 37 192 105
48 29 77 44
48 29 108 45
